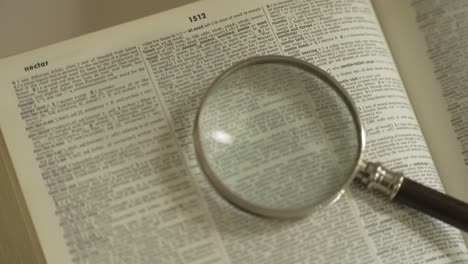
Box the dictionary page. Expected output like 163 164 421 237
372 0 468 243
0 0 467 263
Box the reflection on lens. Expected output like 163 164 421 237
196 59 360 215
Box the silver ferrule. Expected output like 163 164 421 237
356 161 404 200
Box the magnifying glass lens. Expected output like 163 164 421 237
196 61 360 216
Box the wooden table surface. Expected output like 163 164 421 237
0 0 197 59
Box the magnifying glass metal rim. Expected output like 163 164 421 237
193 55 366 219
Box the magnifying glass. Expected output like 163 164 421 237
194 55 468 232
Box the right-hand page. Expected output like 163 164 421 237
372 0 468 239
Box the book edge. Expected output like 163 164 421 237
0 129 47 264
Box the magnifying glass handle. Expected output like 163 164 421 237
358 161 468 232
393 177 468 232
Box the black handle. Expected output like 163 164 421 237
393 177 468 232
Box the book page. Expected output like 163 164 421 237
372 0 468 242
0 0 467 263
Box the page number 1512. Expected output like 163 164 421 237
189 13 207 23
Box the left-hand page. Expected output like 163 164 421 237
0 1 232 263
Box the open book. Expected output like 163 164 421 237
0 0 467 263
